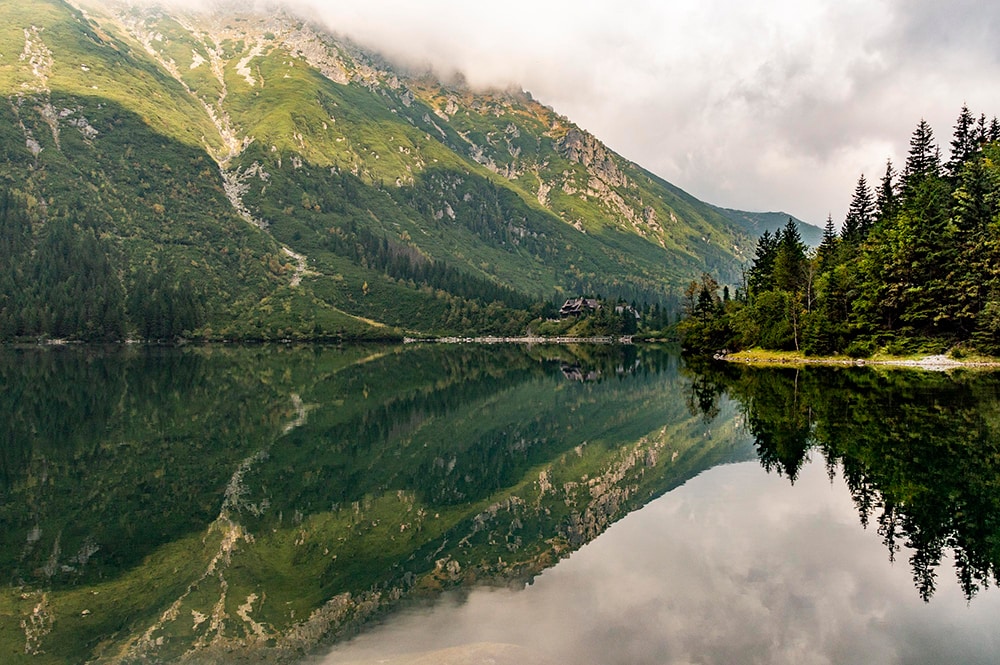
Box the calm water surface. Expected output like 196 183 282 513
320 459 1000 665
0 345 997 664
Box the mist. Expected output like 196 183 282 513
108 0 1000 225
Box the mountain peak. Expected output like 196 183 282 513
1 0 762 342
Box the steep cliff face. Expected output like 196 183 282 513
0 0 763 340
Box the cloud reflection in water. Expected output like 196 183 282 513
319 459 1000 665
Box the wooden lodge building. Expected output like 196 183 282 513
559 297 600 318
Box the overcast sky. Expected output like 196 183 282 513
151 0 1000 226
277 0 999 226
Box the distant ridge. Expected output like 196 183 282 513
711 206 823 247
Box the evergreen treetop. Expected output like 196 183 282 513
843 174 875 244
678 104 1000 358
875 159 898 225
817 214 839 271
903 119 941 194
947 104 978 179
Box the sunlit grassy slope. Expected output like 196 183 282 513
0 0 762 339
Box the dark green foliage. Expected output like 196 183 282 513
817 214 838 271
681 107 1000 357
746 229 778 298
0 92 293 342
676 273 738 352
0 193 126 341
698 363 1000 601
842 174 875 244
127 269 205 340
322 216 535 310
947 105 978 180
772 217 806 293
903 119 941 195
875 159 899 225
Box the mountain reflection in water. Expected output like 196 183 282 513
2 345 999 664
320 359 1000 665
319 459 1000 665
0 343 748 664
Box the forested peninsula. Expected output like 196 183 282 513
679 105 1000 358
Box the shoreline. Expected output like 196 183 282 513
405 335 636 345
720 351 1000 371
6 335 644 349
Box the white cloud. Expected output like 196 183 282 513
120 0 1000 226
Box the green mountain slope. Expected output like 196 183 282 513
710 206 823 247
0 0 760 341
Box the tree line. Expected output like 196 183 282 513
0 189 204 342
680 105 1000 356
323 217 538 311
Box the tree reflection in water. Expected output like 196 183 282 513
684 359 1000 602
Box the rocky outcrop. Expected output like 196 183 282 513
556 128 627 189
19 26 53 94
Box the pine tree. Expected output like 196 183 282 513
950 152 999 333
903 119 941 195
747 230 778 298
976 113 988 145
773 218 806 293
947 105 978 179
896 174 956 336
843 174 875 244
875 159 898 225
817 214 839 271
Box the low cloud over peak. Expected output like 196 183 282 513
98 0 1000 226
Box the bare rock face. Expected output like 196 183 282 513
555 128 627 189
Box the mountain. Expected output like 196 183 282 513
0 0 761 341
710 206 824 247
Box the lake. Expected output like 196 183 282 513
1 344 997 664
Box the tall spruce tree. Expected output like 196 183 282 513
875 159 899 225
903 119 941 194
773 218 806 293
895 174 955 337
976 113 988 145
817 214 839 271
747 229 779 298
843 174 875 244
947 105 978 179
950 149 1000 333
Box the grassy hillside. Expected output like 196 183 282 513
0 0 758 341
